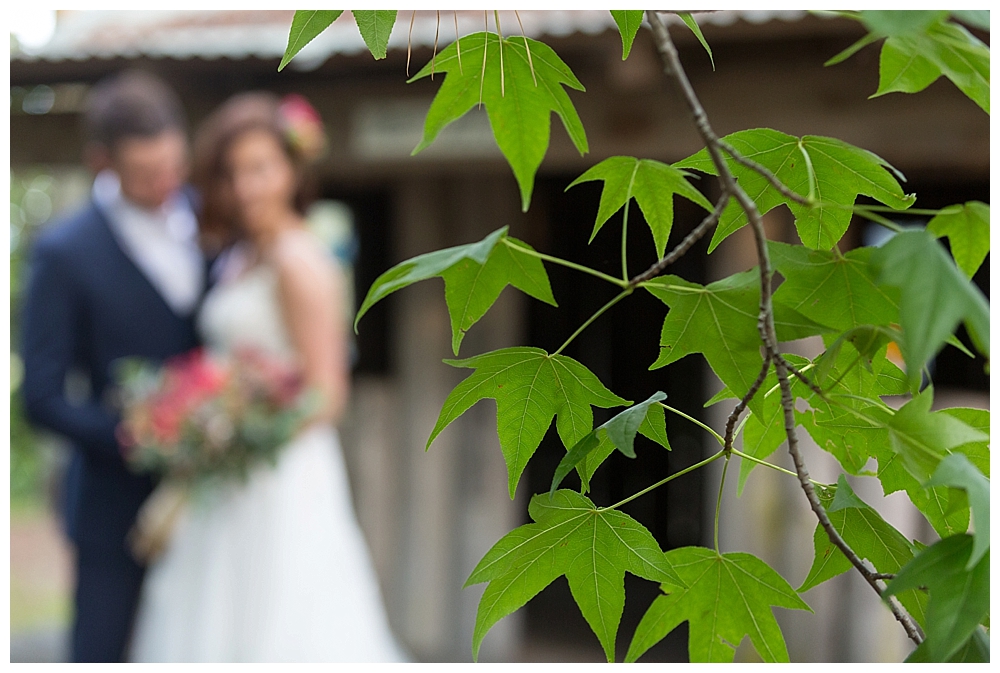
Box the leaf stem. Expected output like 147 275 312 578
856 204 957 216
602 449 724 511
552 289 631 356
731 449 823 486
660 402 724 445
622 163 639 281
502 238 630 288
714 455 730 552
851 206 906 233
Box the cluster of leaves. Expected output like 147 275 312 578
283 9 989 663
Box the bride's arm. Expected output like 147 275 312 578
271 232 350 424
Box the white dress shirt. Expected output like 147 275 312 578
93 170 204 316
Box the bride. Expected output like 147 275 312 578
129 92 406 662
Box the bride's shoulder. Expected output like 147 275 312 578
269 226 339 296
271 227 336 275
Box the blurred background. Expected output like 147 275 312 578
9 9 989 663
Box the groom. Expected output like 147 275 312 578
20 71 207 662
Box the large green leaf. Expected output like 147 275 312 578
279 10 344 71
872 229 990 388
568 157 713 258
410 32 588 211
610 10 644 60
939 407 989 477
799 478 927 625
676 129 915 251
429 347 628 498
886 388 987 483
927 453 989 568
441 239 556 354
770 242 899 332
354 228 556 355
885 535 989 662
466 490 682 662
870 16 990 114
645 269 830 400
626 547 810 662
351 10 397 60
907 626 990 662
874 447 971 538
927 201 990 279
551 391 669 494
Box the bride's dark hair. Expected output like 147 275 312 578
193 91 318 252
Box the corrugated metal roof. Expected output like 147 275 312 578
12 10 810 68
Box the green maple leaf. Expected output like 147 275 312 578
927 201 990 279
410 32 588 212
885 535 990 662
645 269 830 400
770 242 899 332
938 407 989 478
678 13 715 70
441 238 556 354
885 387 987 483
626 547 810 662
868 389 986 538
279 10 344 71
827 12 989 113
567 156 713 258
800 478 927 626
927 453 989 568
676 128 915 251
352 10 397 60
354 227 556 355
466 490 682 662
872 229 990 388
871 16 990 114
906 626 989 663
551 391 670 494
610 10 644 60
428 347 628 498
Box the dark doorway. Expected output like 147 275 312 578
520 173 713 662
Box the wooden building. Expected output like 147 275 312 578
10 10 989 662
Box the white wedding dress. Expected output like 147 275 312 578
130 254 406 662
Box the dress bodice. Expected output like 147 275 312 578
198 261 297 362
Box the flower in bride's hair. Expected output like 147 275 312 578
279 93 327 163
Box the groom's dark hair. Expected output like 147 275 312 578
83 70 186 154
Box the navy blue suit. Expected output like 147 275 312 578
20 200 203 662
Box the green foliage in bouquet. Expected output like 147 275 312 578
115 348 318 485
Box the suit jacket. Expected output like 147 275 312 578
21 199 204 552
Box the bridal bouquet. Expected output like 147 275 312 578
115 347 316 561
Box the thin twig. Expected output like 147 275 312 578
495 10 505 97
629 193 729 285
645 9 924 647
872 573 897 581
431 10 440 80
454 11 463 74
479 11 488 108
717 139 812 206
406 10 416 77
515 10 537 86
723 355 771 456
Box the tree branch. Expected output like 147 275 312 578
645 9 924 647
723 355 771 456
629 193 729 285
